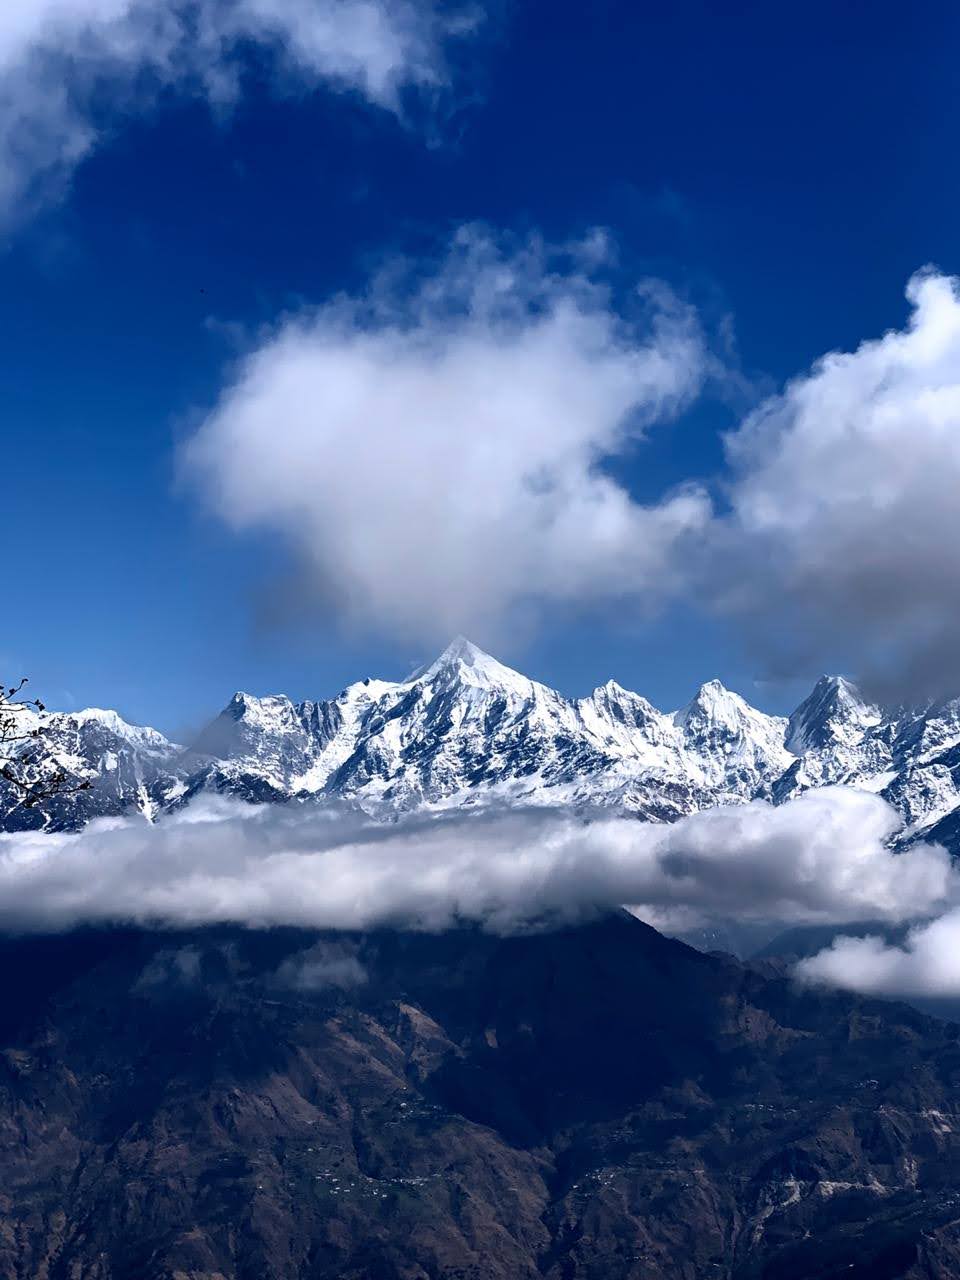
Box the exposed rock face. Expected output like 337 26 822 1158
4 912 960 1279
8 639 960 853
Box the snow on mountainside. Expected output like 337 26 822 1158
6 638 960 851
0 707 182 830
672 679 791 795
772 675 894 800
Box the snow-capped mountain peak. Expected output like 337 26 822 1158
228 690 298 723
42 707 179 757
585 679 663 729
190 691 302 755
673 679 787 747
675 679 748 728
0 706 181 829
44 706 178 753
772 675 892 806
412 636 534 694
10 640 960 858
785 674 880 754
672 680 791 794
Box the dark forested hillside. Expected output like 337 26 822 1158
4 912 960 1279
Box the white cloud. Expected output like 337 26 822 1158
183 226 710 642
185 242 960 680
796 909 960 998
0 0 473 222
719 269 960 700
134 944 204 988
274 939 368 989
0 786 951 935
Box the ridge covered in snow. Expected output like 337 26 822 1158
5 639 960 851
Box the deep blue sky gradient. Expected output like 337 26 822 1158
5 0 960 733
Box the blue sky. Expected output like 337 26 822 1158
5 0 960 734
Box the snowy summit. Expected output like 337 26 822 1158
5 640 960 854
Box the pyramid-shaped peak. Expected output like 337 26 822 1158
674 678 770 733
440 636 487 665
585 678 663 730
696 678 733 697
414 637 533 691
681 679 744 713
787 673 879 753
591 677 659 710
795 673 876 718
811 673 862 700
599 677 630 697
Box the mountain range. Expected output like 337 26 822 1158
6 636 960 852
10 645 960 1278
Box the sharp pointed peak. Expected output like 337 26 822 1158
786 673 880 753
696 678 732 695
810 673 861 697
599 677 629 695
684 678 743 708
793 674 876 719
439 635 487 663
411 637 533 691
585 679 663 729
591 677 657 707
674 678 769 730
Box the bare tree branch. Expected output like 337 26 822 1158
0 679 91 810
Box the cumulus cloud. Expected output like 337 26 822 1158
0 0 474 222
183 226 710 642
184 237 960 687
796 909 960 999
0 787 951 936
718 269 960 701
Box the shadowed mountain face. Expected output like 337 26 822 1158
5 912 960 1279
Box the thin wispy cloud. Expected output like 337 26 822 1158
0 0 477 224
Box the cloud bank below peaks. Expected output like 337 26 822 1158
184 226 711 642
0 0 476 223
0 786 951 937
797 909 960 999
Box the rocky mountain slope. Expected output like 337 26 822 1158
5 911 960 1279
6 637 960 850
